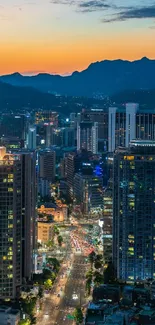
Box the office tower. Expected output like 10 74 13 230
35 111 59 126
125 103 139 147
39 150 56 182
27 126 36 150
45 123 52 147
113 140 155 281
51 127 75 147
0 114 29 142
70 112 77 127
74 173 103 215
0 147 22 299
108 103 155 152
103 185 113 265
65 152 81 199
62 128 75 147
0 137 24 149
77 121 98 154
20 151 37 280
81 109 108 141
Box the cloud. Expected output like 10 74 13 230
50 0 111 12
78 1 110 12
102 5 155 23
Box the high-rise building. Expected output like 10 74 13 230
0 114 29 143
77 121 98 154
74 173 103 215
20 151 37 280
113 140 155 281
27 126 36 150
35 111 59 126
0 147 37 298
103 185 113 265
81 109 108 140
0 148 22 299
108 103 155 152
39 150 56 182
65 152 81 199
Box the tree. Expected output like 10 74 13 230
30 316 37 324
18 320 31 325
86 278 92 295
38 286 44 299
47 257 60 272
94 260 102 270
44 279 52 289
88 251 96 267
93 271 104 286
96 254 103 261
46 240 53 248
86 269 93 280
73 307 83 324
43 268 53 279
57 235 63 246
21 297 37 317
104 262 116 284
53 225 59 235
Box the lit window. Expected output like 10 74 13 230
8 188 13 192
8 174 13 178
8 179 13 183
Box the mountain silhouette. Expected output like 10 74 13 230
1 57 155 96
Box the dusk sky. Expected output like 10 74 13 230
0 0 155 75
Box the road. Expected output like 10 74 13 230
37 254 88 325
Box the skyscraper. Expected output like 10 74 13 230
20 151 37 280
27 126 36 150
103 185 113 265
74 173 103 215
39 150 56 182
113 140 155 281
0 147 22 299
0 147 37 298
77 121 98 154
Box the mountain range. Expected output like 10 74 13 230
1 57 155 97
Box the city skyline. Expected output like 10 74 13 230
0 0 155 75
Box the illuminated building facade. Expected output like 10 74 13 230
0 147 22 299
113 140 155 281
77 121 98 154
66 152 81 199
37 222 53 243
108 104 155 152
38 202 68 223
74 173 103 215
35 111 59 126
103 186 113 264
0 147 37 298
27 126 36 150
81 109 108 141
0 114 29 143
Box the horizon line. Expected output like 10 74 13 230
0 56 154 77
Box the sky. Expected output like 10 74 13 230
0 0 155 75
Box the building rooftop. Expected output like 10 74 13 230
130 140 155 147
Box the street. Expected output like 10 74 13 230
37 254 88 325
